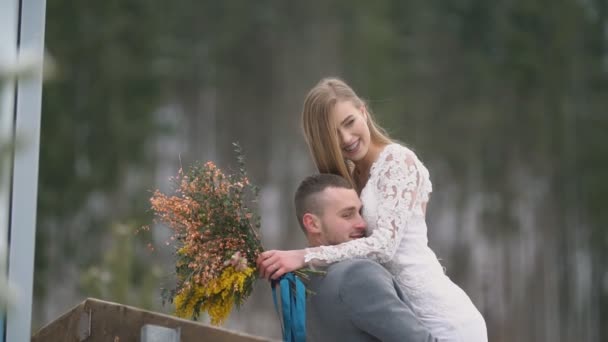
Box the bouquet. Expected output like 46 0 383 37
149 143 263 325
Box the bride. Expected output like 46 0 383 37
257 77 487 341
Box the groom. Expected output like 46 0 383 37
294 174 436 342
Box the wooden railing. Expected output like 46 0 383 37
31 298 276 342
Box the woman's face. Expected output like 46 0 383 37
330 100 371 163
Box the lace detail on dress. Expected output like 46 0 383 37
419 165 433 203
304 145 425 265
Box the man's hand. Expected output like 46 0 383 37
256 249 307 280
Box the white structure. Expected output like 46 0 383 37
0 0 47 341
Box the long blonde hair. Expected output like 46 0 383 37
301 77 392 189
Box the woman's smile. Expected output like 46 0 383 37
343 139 360 154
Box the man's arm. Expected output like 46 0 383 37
338 260 437 342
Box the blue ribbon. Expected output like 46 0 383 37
271 273 306 342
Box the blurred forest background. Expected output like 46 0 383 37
33 0 607 341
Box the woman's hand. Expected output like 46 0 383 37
256 249 307 280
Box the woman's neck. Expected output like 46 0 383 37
352 142 388 191
354 141 386 174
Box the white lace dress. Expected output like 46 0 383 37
305 143 487 342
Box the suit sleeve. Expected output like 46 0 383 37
338 260 437 342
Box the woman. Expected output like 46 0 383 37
257 77 487 341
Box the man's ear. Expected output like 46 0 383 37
302 213 321 234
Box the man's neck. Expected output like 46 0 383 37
307 236 322 248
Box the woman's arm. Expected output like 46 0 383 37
257 147 425 280
305 147 423 263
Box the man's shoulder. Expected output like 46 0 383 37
326 259 391 281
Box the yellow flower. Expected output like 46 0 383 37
177 246 189 255
202 297 233 325
174 265 255 325
174 285 205 318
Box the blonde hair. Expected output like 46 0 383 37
301 77 392 189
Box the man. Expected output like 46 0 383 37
294 174 436 342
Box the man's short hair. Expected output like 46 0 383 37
294 173 353 231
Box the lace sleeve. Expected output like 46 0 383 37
304 147 423 265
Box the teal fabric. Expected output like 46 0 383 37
272 273 306 342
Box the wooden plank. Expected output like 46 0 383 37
31 298 276 342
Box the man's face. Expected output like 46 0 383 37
315 187 367 246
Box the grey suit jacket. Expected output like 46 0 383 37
306 259 437 342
